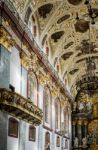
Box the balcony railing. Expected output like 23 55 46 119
0 88 43 125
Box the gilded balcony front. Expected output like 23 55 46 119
0 88 43 125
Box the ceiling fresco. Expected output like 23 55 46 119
11 0 98 97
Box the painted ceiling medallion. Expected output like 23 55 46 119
76 56 98 64
69 69 78 75
64 41 74 49
67 0 82 5
61 52 73 60
38 4 53 18
76 40 97 56
92 8 98 18
42 34 47 45
76 58 86 63
57 14 70 24
74 19 89 33
51 31 64 42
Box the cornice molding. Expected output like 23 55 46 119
0 0 74 102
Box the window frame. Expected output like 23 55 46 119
29 125 36 142
56 136 60 147
45 131 50 146
8 117 18 138
27 72 38 106
24 6 32 24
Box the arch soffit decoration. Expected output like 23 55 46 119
12 0 98 98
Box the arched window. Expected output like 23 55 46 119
45 132 50 147
24 7 32 24
64 108 69 134
65 139 68 149
55 99 60 129
29 125 36 141
28 72 38 105
64 110 67 132
44 86 51 124
8 117 18 138
33 25 37 37
56 136 60 147
31 16 37 37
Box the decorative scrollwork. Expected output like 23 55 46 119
0 88 43 125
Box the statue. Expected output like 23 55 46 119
82 137 87 148
73 102 77 112
86 101 92 112
78 101 84 112
74 137 78 148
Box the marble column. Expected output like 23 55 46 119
72 121 76 147
83 120 88 138
77 119 82 147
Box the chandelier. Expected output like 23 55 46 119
76 40 98 94
76 57 98 94
76 0 98 94
76 0 98 24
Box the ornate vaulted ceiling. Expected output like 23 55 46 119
11 0 98 97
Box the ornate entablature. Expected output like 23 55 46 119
0 88 43 125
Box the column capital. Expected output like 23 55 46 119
0 27 15 51
84 120 88 125
72 121 76 125
77 119 83 125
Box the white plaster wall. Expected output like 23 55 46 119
7 137 19 150
10 47 21 94
25 123 38 150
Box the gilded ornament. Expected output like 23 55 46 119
0 88 43 125
0 27 14 51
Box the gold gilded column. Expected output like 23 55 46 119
93 104 98 119
77 119 82 147
83 120 88 138
72 121 76 147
